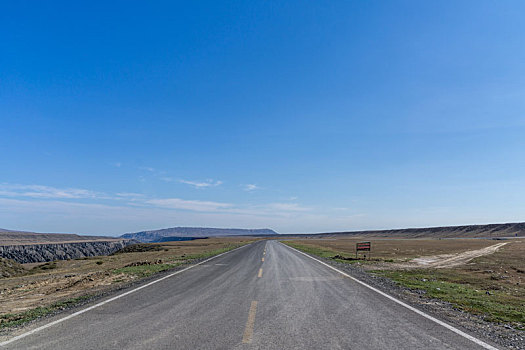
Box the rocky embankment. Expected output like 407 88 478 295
0 240 134 264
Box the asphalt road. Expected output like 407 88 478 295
1 240 499 349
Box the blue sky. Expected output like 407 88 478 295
1 1 525 235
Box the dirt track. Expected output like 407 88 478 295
411 242 508 268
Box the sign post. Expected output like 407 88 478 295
356 241 371 260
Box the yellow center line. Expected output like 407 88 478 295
258 268 263 278
242 301 258 343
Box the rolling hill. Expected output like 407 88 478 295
317 222 525 238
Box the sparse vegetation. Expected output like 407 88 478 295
179 244 245 260
0 258 26 278
283 238 496 262
111 243 164 254
0 295 92 329
113 263 179 277
36 261 57 270
373 269 524 329
284 242 360 264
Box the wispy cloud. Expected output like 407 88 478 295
115 192 144 200
264 203 311 212
139 166 156 172
0 184 101 199
146 198 232 212
160 176 175 182
179 179 223 189
0 183 372 234
242 184 259 192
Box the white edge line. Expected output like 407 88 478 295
0 243 251 347
281 242 499 350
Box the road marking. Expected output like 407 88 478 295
0 244 251 347
282 243 499 350
258 268 263 277
261 257 264 262
242 301 258 343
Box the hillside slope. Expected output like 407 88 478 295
0 229 121 245
320 222 525 238
0 257 25 278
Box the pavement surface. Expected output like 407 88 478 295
1 240 500 349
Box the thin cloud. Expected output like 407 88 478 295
0 183 101 199
265 203 311 212
139 166 156 172
115 192 145 199
243 184 259 192
0 182 320 226
179 179 222 189
146 198 232 212
160 177 175 182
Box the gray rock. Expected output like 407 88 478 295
0 240 135 263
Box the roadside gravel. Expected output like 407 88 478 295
307 253 524 350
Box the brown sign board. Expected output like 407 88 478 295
356 242 371 251
356 242 371 259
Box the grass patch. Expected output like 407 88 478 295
0 295 92 329
0 258 26 278
180 243 246 261
282 241 360 264
373 269 525 329
112 263 179 278
111 243 248 277
35 261 57 271
111 244 164 254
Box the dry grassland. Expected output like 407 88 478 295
284 237 497 261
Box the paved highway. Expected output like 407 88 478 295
1 240 499 349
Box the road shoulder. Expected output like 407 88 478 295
280 241 523 350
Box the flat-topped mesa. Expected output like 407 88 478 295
122 227 278 243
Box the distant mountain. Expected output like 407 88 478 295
154 236 208 243
121 227 278 243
